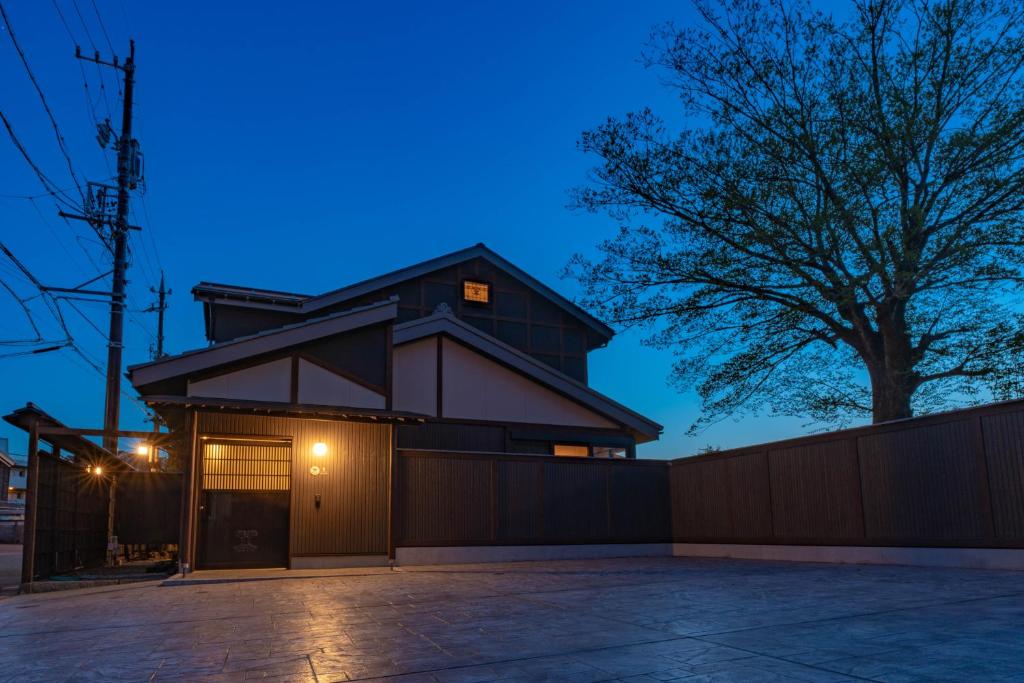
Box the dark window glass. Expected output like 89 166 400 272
496 320 528 349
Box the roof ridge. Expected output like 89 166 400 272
192 244 614 341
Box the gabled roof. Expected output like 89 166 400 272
393 312 662 442
193 243 614 342
129 298 397 388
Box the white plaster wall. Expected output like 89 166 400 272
187 358 292 402
392 338 438 416
441 338 616 428
297 359 385 409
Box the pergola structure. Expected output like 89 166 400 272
3 403 173 590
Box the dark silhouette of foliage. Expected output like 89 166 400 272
570 0 1024 431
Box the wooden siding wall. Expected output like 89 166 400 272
395 450 671 546
670 401 1024 548
114 473 182 546
197 413 391 556
323 257 594 382
31 453 109 579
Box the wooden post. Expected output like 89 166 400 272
106 475 118 566
177 409 199 574
20 417 39 590
386 425 396 563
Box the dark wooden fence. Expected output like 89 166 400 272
29 461 182 580
670 400 1024 548
31 453 109 578
395 449 671 546
114 472 182 545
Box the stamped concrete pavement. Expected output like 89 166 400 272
0 556 1021 682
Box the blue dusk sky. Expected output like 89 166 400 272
0 1 818 459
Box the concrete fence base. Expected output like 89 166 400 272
673 543 1024 571
395 543 673 566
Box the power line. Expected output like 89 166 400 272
89 0 116 57
0 276 44 342
138 194 163 271
0 2 85 203
0 241 149 416
70 0 117 112
0 110 82 212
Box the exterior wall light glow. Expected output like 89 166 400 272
91 466 103 476
312 442 328 457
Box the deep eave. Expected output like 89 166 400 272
141 395 428 424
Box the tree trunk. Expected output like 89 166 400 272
869 369 914 423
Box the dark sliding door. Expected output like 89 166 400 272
197 439 291 569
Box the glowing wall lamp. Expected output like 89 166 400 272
90 465 103 476
312 442 328 457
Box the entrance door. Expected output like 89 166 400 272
197 439 291 569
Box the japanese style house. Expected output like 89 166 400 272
128 244 662 570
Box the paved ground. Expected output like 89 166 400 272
0 557 1021 682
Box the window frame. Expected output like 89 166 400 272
461 278 492 307
552 443 591 458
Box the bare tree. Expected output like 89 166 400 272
570 0 1024 430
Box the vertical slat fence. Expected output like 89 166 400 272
395 450 671 546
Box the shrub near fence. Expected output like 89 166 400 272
395 449 672 547
670 400 1024 548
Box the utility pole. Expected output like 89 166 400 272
145 271 170 359
74 41 137 454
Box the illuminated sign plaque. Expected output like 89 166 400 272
462 280 491 304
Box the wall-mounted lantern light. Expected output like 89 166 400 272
312 442 328 457
90 465 103 476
